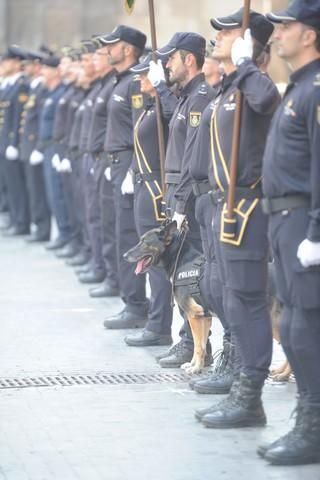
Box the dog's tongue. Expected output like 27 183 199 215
135 259 146 275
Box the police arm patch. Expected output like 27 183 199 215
189 111 201 127
132 94 143 109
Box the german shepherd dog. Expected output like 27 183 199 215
124 221 290 378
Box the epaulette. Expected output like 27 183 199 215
198 82 208 95
313 72 320 87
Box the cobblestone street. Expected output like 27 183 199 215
0 224 319 480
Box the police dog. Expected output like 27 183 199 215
124 221 289 377
124 221 212 374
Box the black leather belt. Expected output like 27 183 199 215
192 181 211 197
165 173 181 185
261 194 310 214
210 186 263 205
106 150 132 164
134 172 161 183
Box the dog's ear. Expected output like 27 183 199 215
160 221 177 245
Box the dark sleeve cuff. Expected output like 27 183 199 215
307 219 320 242
175 200 187 215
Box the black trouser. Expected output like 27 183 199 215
269 207 320 406
0 156 8 211
74 154 91 258
24 160 51 237
109 150 148 315
134 180 173 334
99 157 119 290
195 192 229 338
213 201 272 382
166 183 203 349
83 153 105 276
4 157 30 230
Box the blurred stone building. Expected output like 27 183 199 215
0 0 289 81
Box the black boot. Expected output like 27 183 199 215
257 396 305 458
194 378 240 421
264 405 320 465
201 373 266 428
193 340 234 394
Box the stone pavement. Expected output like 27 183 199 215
0 221 319 480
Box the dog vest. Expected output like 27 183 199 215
173 256 210 316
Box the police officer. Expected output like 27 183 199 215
101 25 149 329
32 54 72 250
149 32 214 367
196 9 279 429
0 46 30 235
258 0 320 466
119 54 174 346
75 39 107 284
20 50 51 242
67 59 93 270
51 48 84 259
82 39 119 295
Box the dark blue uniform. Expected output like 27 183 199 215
52 82 82 248
104 66 148 316
189 97 228 337
132 96 173 334
85 70 119 287
209 61 280 382
0 74 30 232
37 82 72 242
159 73 213 350
20 78 50 238
263 58 320 405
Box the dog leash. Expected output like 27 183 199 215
170 220 189 308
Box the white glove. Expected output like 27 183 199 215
5 145 19 160
60 158 72 173
172 212 186 231
104 167 111 181
51 153 61 170
148 60 165 87
297 238 320 268
121 170 134 195
231 28 253 67
29 150 44 165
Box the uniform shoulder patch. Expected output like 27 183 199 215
198 82 208 95
131 94 143 109
189 111 201 127
18 93 28 103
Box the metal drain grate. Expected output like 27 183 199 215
0 372 189 389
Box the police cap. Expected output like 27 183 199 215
99 25 147 50
3 45 28 61
130 52 156 73
41 55 60 68
210 8 274 46
156 32 206 57
24 50 45 63
266 0 320 29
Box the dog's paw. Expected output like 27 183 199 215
181 363 203 375
180 362 192 371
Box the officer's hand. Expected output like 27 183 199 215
148 60 165 87
172 211 186 231
104 167 111 182
297 238 320 268
51 153 61 171
121 170 134 195
231 28 253 67
5 145 19 161
29 150 44 165
60 158 72 173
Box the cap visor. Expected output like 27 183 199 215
99 35 120 45
266 11 296 23
155 44 176 56
130 64 149 73
210 17 241 30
